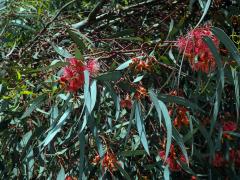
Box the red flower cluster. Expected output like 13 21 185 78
212 152 225 167
212 149 240 168
65 176 77 180
222 121 237 140
60 58 99 92
169 106 189 129
134 86 148 100
177 25 220 73
129 57 151 73
159 145 187 172
120 94 132 109
92 151 119 175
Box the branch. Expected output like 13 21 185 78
71 0 108 29
71 0 159 30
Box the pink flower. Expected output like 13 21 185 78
60 58 85 92
176 25 220 73
86 59 99 76
60 58 99 92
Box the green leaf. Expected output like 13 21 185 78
164 165 170 180
203 36 224 134
212 27 240 65
56 166 65 180
105 82 120 120
194 0 211 28
42 129 60 148
115 163 131 180
135 101 150 155
21 94 48 119
96 71 122 81
158 100 172 163
68 28 94 48
231 67 239 122
84 70 91 112
19 131 32 148
116 60 132 70
149 90 162 126
68 30 86 52
172 127 189 165
119 150 147 157
42 108 71 147
133 75 144 83
90 80 97 112
52 44 72 58
158 94 205 113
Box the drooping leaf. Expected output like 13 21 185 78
135 101 150 155
212 27 240 65
172 127 189 165
203 36 224 134
21 94 48 119
194 0 211 28
52 44 72 58
158 100 172 163
96 71 122 81
56 166 65 180
116 59 132 70
231 67 239 122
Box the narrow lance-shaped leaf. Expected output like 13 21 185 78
172 127 189 165
231 67 239 122
158 100 172 163
84 70 91 113
212 27 240 65
135 101 150 155
194 0 211 28
203 36 224 134
21 94 48 119
90 80 97 112
56 166 65 180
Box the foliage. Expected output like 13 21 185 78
0 0 240 179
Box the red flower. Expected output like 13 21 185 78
102 151 119 175
65 176 77 180
212 152 224 167
222 121 237 140
223 121 237 131
159 145 187 172
86 59 99 76
60 58 99 92
120 94 132 109
177 25 220 73
169 106 189 129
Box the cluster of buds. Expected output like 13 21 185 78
92 151 119 175
60 58 99 92
169 106 189 129
159 145 187 172
134 86 148 100
129 57 151 73
177 25 220 73
120 94 132 109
